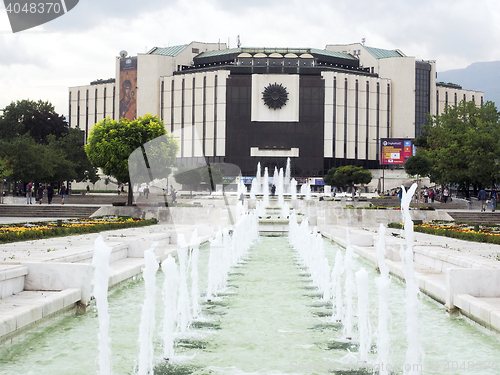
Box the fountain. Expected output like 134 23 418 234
189 230 201 319
277 167 285 207
291 178 297 202
262 167 270 208
92 235 113 375
4 162 500 375
343 229 356 339
355 267 371 364
137 246 159 375
176 234 192 334
376 224 391 375
400 183 424 374
161 254 179 360
331 250 344 322
284 157 291 194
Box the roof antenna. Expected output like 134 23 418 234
361 38 366 46
237 35 241 48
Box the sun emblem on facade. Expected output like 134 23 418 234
262 83 289 110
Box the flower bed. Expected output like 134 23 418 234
388 221 500 245
0 216 158 244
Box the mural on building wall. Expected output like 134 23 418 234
119 56 137 120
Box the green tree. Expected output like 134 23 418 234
174 167 202 198
200 165 223 191
1 135 49 182
0 155 13 203
0 100 97 187
0 99 54 141
324 165 372 189
418 100 500 196
86 114 177 205
404 151 432 178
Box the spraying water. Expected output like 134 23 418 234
176 234 192 334
376 223 391 375
400 183 424 374
161 255 179 360
355 267 371 363
91 235 113 375
137 246 159 375
281 201 290 219
190 230 201 319
256 162 262 194
343 229 356 339
290 178 297 203
263 167 270 207
277 168 285 207
331 250 344 322
284 157 291 194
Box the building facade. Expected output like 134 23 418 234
69 41 484 180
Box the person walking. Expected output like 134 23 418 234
59 182 67 205
171 189 176 203
397 188 403 202
47 183 54 204
37 184 45 204
478 187 488 212
490 188 497 212
144 185 150 199
271 184 276 196
443 187 450 203
26 182 33 204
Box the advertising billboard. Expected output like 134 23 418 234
380 138 413 165
119 56 137 120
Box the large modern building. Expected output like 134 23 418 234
69 41 483 185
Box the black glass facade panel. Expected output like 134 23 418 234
225 74 325 177
415 61 431 137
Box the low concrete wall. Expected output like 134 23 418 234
22 263 93 305
446 269 500 310
315 204 452 227
0 265 28 299
93 206 233 228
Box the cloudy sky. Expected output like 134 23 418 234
1 0 499 116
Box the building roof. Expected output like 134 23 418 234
196 47 358 60
309 48 357 60
364 46 405 59
148 45 189 56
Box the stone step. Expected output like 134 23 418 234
446 211 500 224
0 205 100 218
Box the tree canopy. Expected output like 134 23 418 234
409 100 500 195
0 99 98 186
86 114 178 204
324 165 372 189
172 165 224 195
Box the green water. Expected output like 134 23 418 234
1 236 500 375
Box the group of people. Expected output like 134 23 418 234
137 185 150 199
423 188 448 203
25 182 67 205
478 187 497 212
164 185 176 203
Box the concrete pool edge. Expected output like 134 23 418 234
320 224 500 334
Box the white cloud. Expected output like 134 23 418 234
1 0 500 115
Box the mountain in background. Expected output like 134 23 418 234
437 61 500 108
